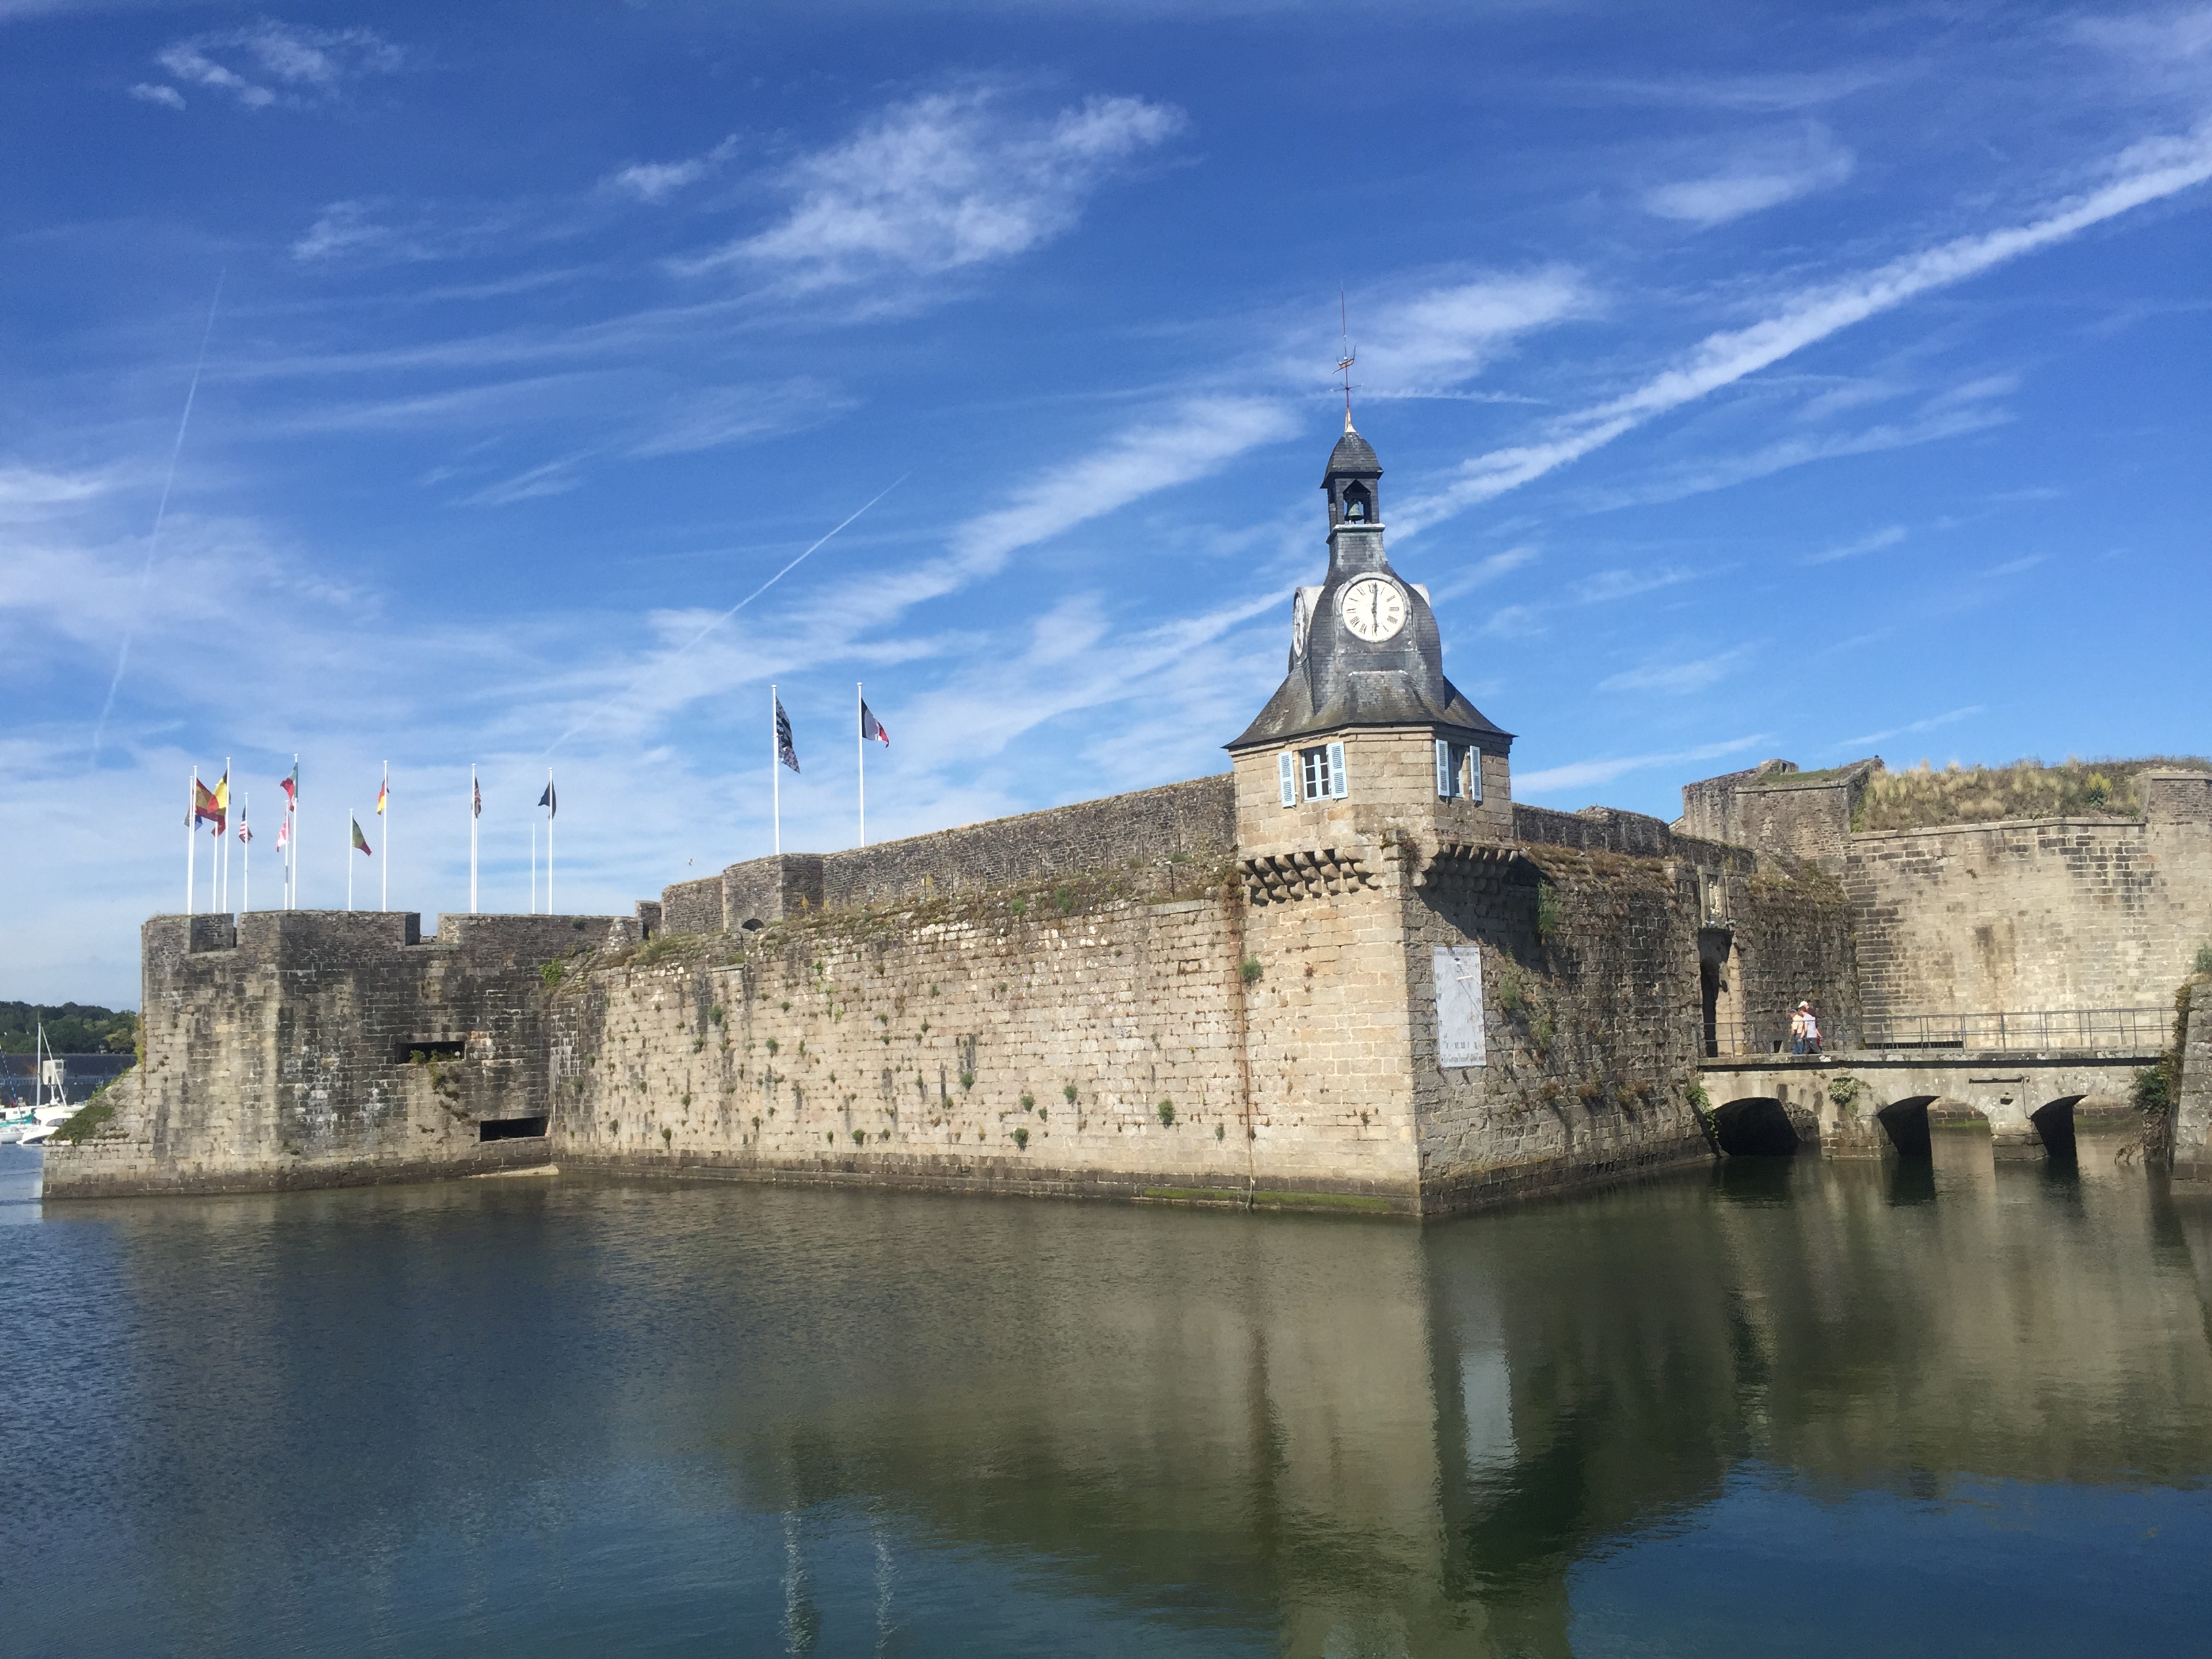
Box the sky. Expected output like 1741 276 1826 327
5 0 2210 1006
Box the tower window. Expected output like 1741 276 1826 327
1435 741 1483 802
1340 483 1372 523
1300 741 1349 802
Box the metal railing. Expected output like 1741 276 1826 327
1701 1006 2170 1059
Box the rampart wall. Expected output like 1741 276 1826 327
43 911 634 1197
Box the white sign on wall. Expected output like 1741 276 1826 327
1434 945 1487 1069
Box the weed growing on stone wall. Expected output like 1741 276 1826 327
920 1021 930 1035
1215 1124 1225 1141
1020 1092 1035 1111
1538 1079 1563 1104
1577 1078 1605 1105
708 1004 724 1025
1038 1107 1049 1124
1053 885 1074 914
1157 1100 1175 1126
2196 943 2212 977
960 1070 975 1091
1013 1127 1029 1149
1535 883 1561 943
661 1127 673 1147
1010 897 1027 918
1829 1075 1863 1111
851 1130 866 1146
1530 1009 1555 1053
1064 1084 1078 1105
692 1037 705 1052
607 1119 620 1134
1240 956 1263 985
1496 962 1523 1012
765 1037 779 1057
752 1115 762 1131
1686 1081 1712 1116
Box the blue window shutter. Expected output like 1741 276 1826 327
1277 750 1296 807
1328 741 1349 799
1436 739 1454 798
1468 747 1483 804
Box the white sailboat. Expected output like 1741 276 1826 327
1 1021 73 1145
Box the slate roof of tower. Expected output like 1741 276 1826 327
1323 426 1380 478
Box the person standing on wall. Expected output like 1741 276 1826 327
1790 1001 1821 1054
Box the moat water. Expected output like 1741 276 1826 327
5 1134 2211 1657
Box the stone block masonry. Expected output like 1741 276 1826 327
43 910 638 1197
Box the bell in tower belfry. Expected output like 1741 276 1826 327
1225 418 1514 845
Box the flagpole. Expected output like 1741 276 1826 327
531 820 538 915
221 756 232 914
857 681 865 849
187 767 197 916
547 768 555 916
241 794 250 914
348 810 354 913
772 683 781 856
293 754 301 911
470 764 478 916
381 761 389 914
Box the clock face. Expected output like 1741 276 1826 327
1338 576 1408 642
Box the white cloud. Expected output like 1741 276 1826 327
291 201 399 262
150 21 401 111
0 464 108 519
1597 646 1752 695
611 138 739 204
1644 126 1856 226
1571 565 1698 603
954 396 1296 571
1513 734 1771 798
1425 545 1537 602
1397 118 2212 533
1833 705 1983 750
687 88 1184 290
128 81 185 110
1344 272 1590 396
1801 524 1906 566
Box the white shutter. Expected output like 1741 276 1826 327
1436 739 1454 798
1328 741 1349 799
1277 750 1296 807
1467 747 1484 803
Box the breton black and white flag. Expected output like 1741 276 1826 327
775 696 800 773
860 699 889 747
538 779 557 818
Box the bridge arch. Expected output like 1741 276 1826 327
1875 1094 1940 1160
1713 1097 1803 1158
2030 1094 2086 1164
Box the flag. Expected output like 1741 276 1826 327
280 764 298 807
538 780 557 818
351 817 372 857
276 817 289 851
192 777 228 835
472 777 482 819
376 777 388 816
775 696 800 773
238 819 252 844
861 700 889 747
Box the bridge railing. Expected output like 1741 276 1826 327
1700 1006 2171 1058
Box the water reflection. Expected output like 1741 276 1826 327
3 1137 2211 1656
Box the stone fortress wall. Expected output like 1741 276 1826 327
1681 760 2212 1020
51 911 638 1197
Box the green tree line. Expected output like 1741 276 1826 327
0 1002 140 1054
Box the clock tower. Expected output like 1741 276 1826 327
1226 416 1515 861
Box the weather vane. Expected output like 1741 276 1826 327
1337 287 1357 430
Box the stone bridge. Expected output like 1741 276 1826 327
1698 1039 2159 1163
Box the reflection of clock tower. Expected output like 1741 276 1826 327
1226 415 1515 866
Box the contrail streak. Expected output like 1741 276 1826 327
548 473 907 755
91 270 226 763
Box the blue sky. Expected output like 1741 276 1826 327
5 1 2210 1005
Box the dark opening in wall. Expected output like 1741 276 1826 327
1714 1097 1801 1157
478 1115 548 1142
398 1040 466 1064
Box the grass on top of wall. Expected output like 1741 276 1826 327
1854 758 2211 832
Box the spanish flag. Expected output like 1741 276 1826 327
192 775 228 835
375 777 388 815
351 817 373 857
